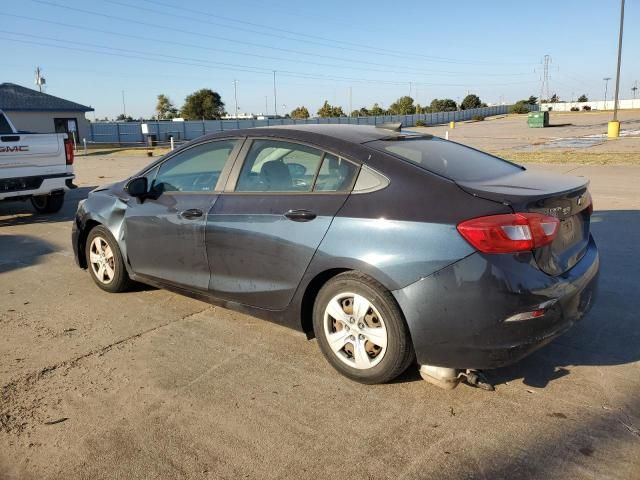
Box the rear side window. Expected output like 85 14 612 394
314 154 358 192
370 137 522 181
235 140 359 193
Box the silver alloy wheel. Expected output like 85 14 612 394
323 292 388 369
89 236 115 284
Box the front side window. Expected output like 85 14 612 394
152 140 237 193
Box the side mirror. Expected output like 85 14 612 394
125 177 148 197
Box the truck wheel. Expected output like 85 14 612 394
31 193 64 214
313 272 415 384
85 225 131 293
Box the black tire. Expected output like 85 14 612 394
85 225 131 293
31 193 64 213
313 271 414 384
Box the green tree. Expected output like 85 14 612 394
549 93 559 103
181 88 225 120
351 107 370 117
577 94 589 102
527 96 538 105
317 100 345 118
429 98 458 112
388 96 416 115
369 103 385 116
510 100 530 114
116 114 133 121
290 106 310 119
156 94 178 119
460 94 482 110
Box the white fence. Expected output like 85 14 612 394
89 104 526 144
541 98 640 112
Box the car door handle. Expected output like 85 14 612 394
284 209 317 222
180 208 203 220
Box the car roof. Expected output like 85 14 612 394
199 124 421 145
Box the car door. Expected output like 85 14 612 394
124 138 242 290
206 138 360 310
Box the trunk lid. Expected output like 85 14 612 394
457 169 592 276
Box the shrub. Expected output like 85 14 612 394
570 107 580 112
510 101 530 114
415 120 426 127
472 115 485 121
582 105 592 111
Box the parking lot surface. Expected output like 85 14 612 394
1 115 639 479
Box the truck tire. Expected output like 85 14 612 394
31 193 65 214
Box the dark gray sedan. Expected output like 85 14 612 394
72 125 599 389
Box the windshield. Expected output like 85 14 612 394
370 137 523 182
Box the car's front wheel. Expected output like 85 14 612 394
313 272 414 384
85 225 131 293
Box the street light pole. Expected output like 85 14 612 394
273 71 278 118
603 77 611 109
233 79 239 119
612 0 625 122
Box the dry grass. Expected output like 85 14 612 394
489 150 640 165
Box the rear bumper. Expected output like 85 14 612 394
393 235 599 370
0 173 75 200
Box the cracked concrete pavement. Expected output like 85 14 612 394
1 117 639 479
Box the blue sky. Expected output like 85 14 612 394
3 0 638 118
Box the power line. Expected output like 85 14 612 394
31 0 537 67
0 13 537 79
0 31 538 89
130 0 534 66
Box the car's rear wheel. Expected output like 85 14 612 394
31 193 64 213
85 225 131 293
313 272 414 384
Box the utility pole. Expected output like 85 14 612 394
265 96 269 115
34 66 45 92
121 90 126 117
632 81 638 99
348 86 352 117
233 79 239 118
603 77 611 109
273 71 278 118
545 56 550 101
612 0 625 122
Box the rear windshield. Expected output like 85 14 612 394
370 137 523 181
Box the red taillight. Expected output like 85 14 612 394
64 138 74 165
457 213 560 254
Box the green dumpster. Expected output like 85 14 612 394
527 111 549 128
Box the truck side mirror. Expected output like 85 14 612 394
125 177 148 198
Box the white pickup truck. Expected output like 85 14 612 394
0 109 76 213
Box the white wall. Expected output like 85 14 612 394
3 110 90 142
540 98 640 112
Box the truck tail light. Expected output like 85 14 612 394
64 138 74 165
457 213 560 254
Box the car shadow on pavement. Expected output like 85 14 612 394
0 234 58 274
0 186 97 227
490 210 640 388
